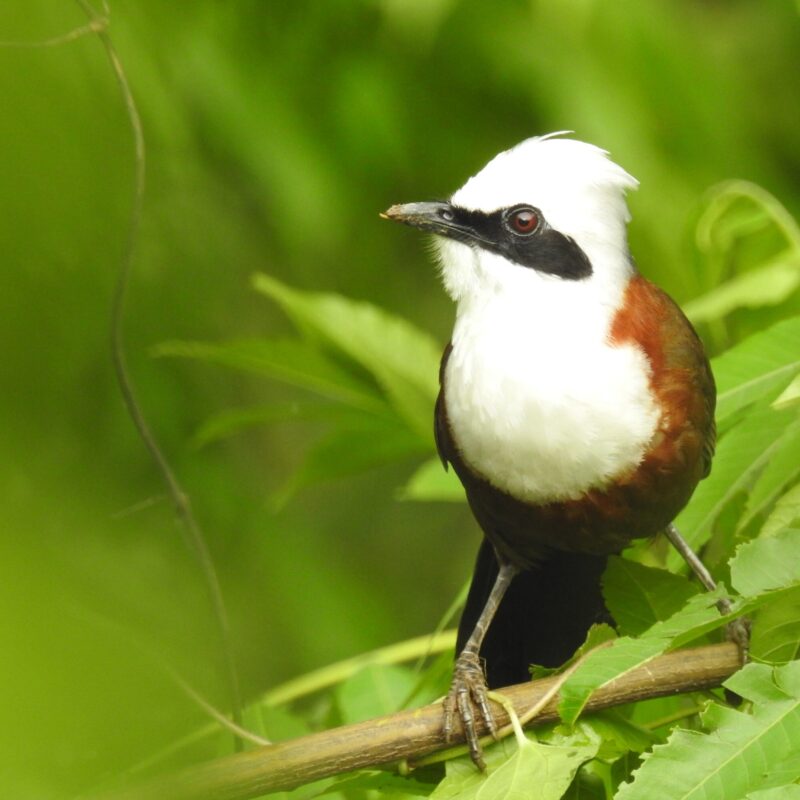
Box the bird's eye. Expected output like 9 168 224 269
508 207 539 235
439 208 454 222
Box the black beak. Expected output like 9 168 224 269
381 201 478 244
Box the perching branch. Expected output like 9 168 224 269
96 642 741 800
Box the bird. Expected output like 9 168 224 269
382 133 747 769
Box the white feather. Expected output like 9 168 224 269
437 135 659 503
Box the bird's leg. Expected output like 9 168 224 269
443 558 519 770
664 523 750 662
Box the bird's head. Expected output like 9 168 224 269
383 133 639 307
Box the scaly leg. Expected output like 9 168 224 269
664 523 750 662
443 558 519 769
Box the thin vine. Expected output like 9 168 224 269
72 0 244 740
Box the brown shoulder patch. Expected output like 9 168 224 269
610 273 716 486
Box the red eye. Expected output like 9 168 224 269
509 208 538 234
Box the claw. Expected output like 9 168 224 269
716 598 751 665
726 616 751 664
443 651 497 769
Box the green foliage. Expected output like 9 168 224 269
155 338 389 412
430 732 598 800
156 294 800 797
616 662 800 800
252 272 440 438
602 557 698 637
709 315 800 425
669 401 800 570
745 786 800 800
750 587 800 665
160 248 800 799
3 1 800 798
685 182 800 326
401 457 466 503
336 664 419 724
558 588 731 726
161 275 443 504
761 488 800 539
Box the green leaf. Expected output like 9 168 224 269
712 316 800 424
602 557 699 636
559 588 729 725
562 543 800 726
729 528 800 596
531 624 617 681
668 404 795 571
246 703 310 743
746 787 800 800
577 711 658 758
319 770 436 797
253 273 441 436
191 401 371 448
336 664 418 724
736 424 800 533
398 458 466 503
271 418 429 506
751 586 800 665
155 338 385 412
683 252 800 324
430 734 598 800
773 374 800 411
761 484 800 538
616 661 800 800
573 623 619 658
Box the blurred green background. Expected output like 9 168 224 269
0 0 798 796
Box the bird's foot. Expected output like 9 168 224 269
442 651 497 770
716 597 751 664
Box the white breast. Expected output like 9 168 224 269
444 268 660 504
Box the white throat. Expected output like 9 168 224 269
444 263 659 502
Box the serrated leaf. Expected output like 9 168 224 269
602 557 698 636
155 338 385 412
751 586 800 665
559 589 729 725
579 529 800 709
712 315 800 424
737 423 800 533
430 734 598 800
730 528 800 597
616 661 800 800
530 624 617 681
336 664 418 724
761 484 800 538
399 458 466 502
574 623 619 657
253 273 441 436
668 404 794 571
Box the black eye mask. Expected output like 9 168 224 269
448 205 593 281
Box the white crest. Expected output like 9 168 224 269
437 133 639 304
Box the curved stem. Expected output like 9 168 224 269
74 0 243 740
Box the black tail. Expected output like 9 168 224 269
456 540 613 688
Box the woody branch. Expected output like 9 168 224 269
94 642 740 800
